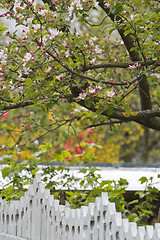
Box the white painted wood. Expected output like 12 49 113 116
0 173 159 240
153 223 160 240
145 226 154 240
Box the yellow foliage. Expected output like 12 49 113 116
131 112 138 116
91 123 144 163
0 124 35 160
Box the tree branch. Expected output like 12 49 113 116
84 120 123 128
98 0 152 112
82 60 160 71
70 94 160 130
1 100 33 111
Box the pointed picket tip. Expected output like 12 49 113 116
153 223 160 240
34 172 41 183
137 226 145 240
145 225 154 240
128 222 138 238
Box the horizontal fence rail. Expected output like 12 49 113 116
0 174 160 240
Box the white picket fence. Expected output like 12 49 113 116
0 174 160 240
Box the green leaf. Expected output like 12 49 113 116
139 176 148 184
118 178 129 186
31 168 38 176
129 213 139 223
2 167 10 179
9 91 13 99
124 29 133 36
25 88 33 99
109 27 116 35
25 78 33 86
130 47 136 52
107 108 113 116
40 114 47 126
128 199 139 205
138 191 146 199
125 107 132 116
85 100 91 108
40 104 47 112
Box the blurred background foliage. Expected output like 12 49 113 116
0 102 160 163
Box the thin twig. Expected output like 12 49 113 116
84 120 123 128
85 16 108 27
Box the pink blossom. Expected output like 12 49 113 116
45 66 51 73
104 2 110 8
130 14 135 20
89 58 96 64
49 28 59 39
39 9 49 16
87 40 94 46
68 0 83 17
0 50 8 65
56 74 64 80
95 86 102 91
78 92 87 100
107 89 115 97
23 52 33 65
88 86 96 95
109 78 116 82
94 45 102 54
65 50 70 58
4 30 10 35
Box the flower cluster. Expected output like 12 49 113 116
49 28 60 40
0 49 8 66
106 89 115 97
128 63 141 70
77 91 87 100
68 0 98 17
23 51 34 66
150 73 160 79
68 0 83 16
77 85 102 100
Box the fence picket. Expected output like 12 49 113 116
0 173 159 240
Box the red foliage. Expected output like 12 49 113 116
77 132 85 139
86 128 93 135
64 139 73 152
74 145 85 154
64 129 94 161
2 112 9 121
